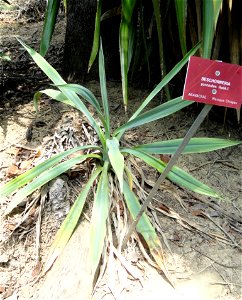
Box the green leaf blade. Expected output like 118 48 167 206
0 146 100 197
133 138 242 154
122 149 220 198
202 0 219 58
107 138 124 192
115 97 193 135
89 162 109 275
4 154 101 215
40 0 61 56
18 38 65 86
88 0 102 71
43 166 102 273
18 39 106 146
54 83 102 114
99 41 110 136
129 42 201 121
123 181 167 271
120 0 137 107
175 0 187 56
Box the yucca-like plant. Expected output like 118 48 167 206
0 39 241 284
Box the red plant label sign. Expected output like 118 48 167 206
183 56 242 108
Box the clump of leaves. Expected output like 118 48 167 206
0 40 241 284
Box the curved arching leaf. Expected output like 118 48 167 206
99 41 110 137
114 97 192 135
40 0 61 56
89 161 109 275
4 154 101 215
18 39 106 146
122 148 220 198
43 166 102 273
129 42 201 120
54 84 102 113
107 138 124 192
0 145 100 197
120 0 137 107
133 138 242 154
175 0 187 56
88 0 102 71
123 180 168 273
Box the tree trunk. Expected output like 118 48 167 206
62 0 120 82
62 0 97 81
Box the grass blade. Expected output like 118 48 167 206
89 161 109 275
133 138 242 154
40 0 61 56
88 0 102 72
122 148 220 198
175 0 187 56
0 146 100 197
43 166 102 273
114 97 192 135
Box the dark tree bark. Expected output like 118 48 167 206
62 0 97 81
62 0 120 82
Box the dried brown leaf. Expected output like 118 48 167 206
6 164 20 177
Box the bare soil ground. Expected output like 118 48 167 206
1 2 242 300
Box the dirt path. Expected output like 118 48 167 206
1 3 242 300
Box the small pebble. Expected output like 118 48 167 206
0 253 9 264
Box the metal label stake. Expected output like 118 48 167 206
122 104 213 249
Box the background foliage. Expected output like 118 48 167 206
41 0 241 119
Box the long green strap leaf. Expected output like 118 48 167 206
43 166 102 273
202 0 222 59
40 0 61 56
34 89 74 112
99 40 110 137
133 138 242 154
152 0 171 99
89 161 109 275
202 0 215 58
4 154 101 215
213 0 222 29
175 0 187 56
88 0 102 71
129 41 201 121
0 145 100 197
54 84 102 113
122 148 220 198
35 87 106 127
18 39 105 146
120 0 137 107
107 138 124 192
15 154 101 200
114 97 192 135
123 180 167 272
